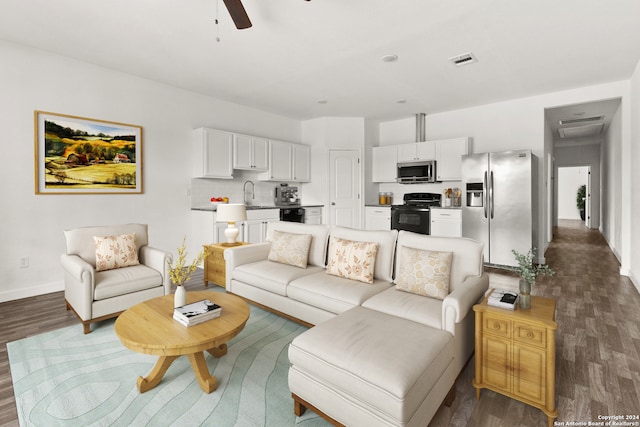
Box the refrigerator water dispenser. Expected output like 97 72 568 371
466 183 484 207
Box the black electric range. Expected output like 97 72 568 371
391 192 442 235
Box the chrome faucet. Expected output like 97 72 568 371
243 180 255 205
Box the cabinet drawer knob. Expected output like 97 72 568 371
526 331 534 339
493 323 500 330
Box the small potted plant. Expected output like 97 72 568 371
168 237 208 307
510 247 555 309
577 185 586 221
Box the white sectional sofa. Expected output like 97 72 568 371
224 221 489 426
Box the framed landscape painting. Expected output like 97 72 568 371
34 111 143 194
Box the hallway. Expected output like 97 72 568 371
433 220 640 426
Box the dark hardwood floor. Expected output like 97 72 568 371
431 220 640 426
1 221 639 426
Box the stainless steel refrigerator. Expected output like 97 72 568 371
461 150 537 267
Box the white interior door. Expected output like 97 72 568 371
329 150 361 228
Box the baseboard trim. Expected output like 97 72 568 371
628 270 640 295
0 280 64 303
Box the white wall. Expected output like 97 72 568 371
0 40 300 302
301 117 365 226
629 58 640 292
376 80 633 266
557 167 588 220
601 103 623 260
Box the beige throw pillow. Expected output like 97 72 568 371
268 230 313 268
326 237 379 284
94 233 140 272
395 246 452 300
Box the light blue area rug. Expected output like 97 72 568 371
7 302 329 427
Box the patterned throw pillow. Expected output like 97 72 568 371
395 246 452 300
326 237 379 284
93 233 140 272
268 230 313 268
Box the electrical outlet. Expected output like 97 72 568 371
20 257 29 268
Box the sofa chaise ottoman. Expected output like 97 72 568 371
289 306 456 427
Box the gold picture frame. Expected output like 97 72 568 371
34 111 143 194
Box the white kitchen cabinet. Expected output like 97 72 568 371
430 208 462 237
304 206 322 224
435 137 471 181
192 128 233 179
365 206 391 230
241 209 280 243
260 140 293 181
372 145 398 182
397 141 436 162
292 143 311 182
233 134 268 171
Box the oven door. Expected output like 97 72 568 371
391 207 430 234
280 208 305 223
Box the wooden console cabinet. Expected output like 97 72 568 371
472 292 558 427
203 243 248 287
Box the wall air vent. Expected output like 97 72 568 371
448 52 478 67
558 115 604 125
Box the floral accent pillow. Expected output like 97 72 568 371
94 233 140 272
268 230 313 268
326 237 379 284
395 246 452 300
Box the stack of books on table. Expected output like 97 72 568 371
173 299 222 327
486 288 519 310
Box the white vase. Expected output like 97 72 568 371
174 285 186 308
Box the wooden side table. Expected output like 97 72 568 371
472 291 558 427
204 242 249 287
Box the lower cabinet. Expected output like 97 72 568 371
191 209 279 251
365 206 391 230
430 208 461 237
240 209 280 244
473 294 558 427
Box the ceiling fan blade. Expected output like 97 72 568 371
222 0 252 29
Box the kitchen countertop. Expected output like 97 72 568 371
192 204 323 212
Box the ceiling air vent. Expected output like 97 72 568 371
448 52 478 67
558 123 604 139
558 115 604 125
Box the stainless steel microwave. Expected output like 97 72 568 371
397 160 437 184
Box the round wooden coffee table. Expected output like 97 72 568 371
114 291 250 394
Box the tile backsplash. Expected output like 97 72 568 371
191 171 297 208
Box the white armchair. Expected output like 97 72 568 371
61 223 172 333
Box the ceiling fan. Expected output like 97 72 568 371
222 0 252 29
221 0 310 30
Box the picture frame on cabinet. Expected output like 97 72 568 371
34 111 143 194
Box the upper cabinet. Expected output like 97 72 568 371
292 143 311 182
435 137 471 181
372 145 397 183
371 137 472 183
234 134 268 171
193 128 233 179
262 140 293 181
259 141 311 182
397 141 436 162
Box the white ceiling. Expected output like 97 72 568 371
1 0 639 121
